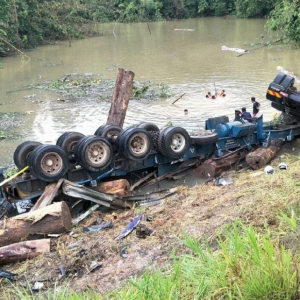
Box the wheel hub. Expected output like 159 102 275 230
170 133 186 152
129 134 149 156
41 152 63 174
86 141 110 167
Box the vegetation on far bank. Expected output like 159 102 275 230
0 0 299 57
2 142 300 299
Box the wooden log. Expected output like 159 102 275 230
193 151 244 178
106 68 135 128
31 178 64 211
246 144 281 170
0 202 72 247
0 239 50 265
95 179 130 195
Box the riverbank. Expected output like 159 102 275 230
1 139 300 299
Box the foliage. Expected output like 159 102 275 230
235 0 275 18
1 0 299 56
267 0 300 44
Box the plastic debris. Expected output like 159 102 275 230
83 221 113 232
89 261 102 272
217 177 233 186
120 245 130 258
278 162 288 170
0 269 16 281
264 166 274 175
32 281 44 291
115 214 142 241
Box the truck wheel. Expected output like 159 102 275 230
75 136 113 171
136 122 159 133
157 126 190 158
117 128 153 160
95 125 122 146
13 141 42 170
56 132 84 158
28 145 69 182
190 133 218 145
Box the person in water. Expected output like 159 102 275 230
219 90 226 97
184 109 189 115
206 92 212 98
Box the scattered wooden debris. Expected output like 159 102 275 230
0 239 50 265
0 202 72 247
246 142 282 170
96 179 130 196
31 178 63 211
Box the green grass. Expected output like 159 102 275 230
9 220 300 300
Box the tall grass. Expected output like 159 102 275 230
106 221 300 300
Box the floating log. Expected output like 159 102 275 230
31 178 64 211
0 239 50 265
246 143 282 170
193 151 245 178
107 68 135 128
0 202 72 247
95 179 130 196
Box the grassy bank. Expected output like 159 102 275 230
2 141 300 299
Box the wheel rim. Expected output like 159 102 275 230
85 141 110 167
170 133 186 153
67 140 78 154
128 133 149 156
41 152 63 175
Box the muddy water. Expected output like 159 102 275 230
1 17 300 167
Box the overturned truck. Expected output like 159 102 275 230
1 73 300 216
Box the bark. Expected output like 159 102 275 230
0 239 50 265
193 152 244 178
0 202 72 247
246 144 281 170
96 179 130 195
106 68 135 128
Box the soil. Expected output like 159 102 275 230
1 140 300 297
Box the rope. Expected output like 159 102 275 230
0 166 29 187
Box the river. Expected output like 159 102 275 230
1 17 300 167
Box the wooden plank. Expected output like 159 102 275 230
31 178 64 211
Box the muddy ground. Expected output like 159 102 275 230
1 140 300 298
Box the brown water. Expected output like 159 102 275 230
1 17 300 167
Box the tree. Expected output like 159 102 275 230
267 0 300 44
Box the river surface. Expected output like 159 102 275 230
1 17 300 167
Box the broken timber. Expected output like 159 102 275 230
0 202 72 247
106 68 135 128
95 179 130 196
0 239 50 265
194 150 246 178
246 142 282 170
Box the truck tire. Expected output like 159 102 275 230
117 127 153 160
13 141 42 170
28 145 69 182
95 124 122 146
56 132 84 159
75 136 113 171
157 126 190 158
190 133 218 145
